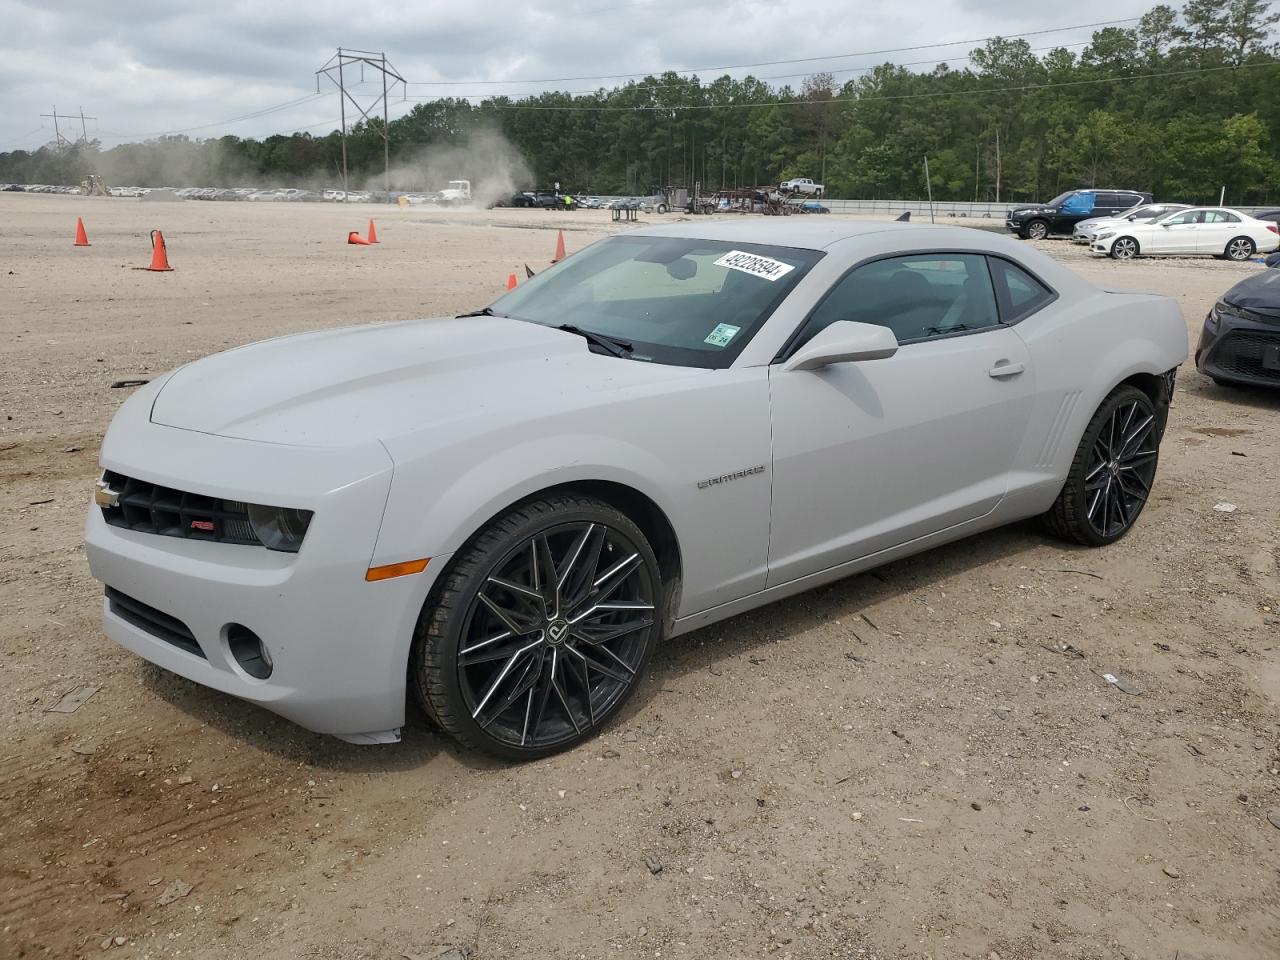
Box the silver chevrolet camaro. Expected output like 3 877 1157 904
86 220 1188 757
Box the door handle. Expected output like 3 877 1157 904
988 360 1025 378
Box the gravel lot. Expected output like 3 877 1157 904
1 193 1277 960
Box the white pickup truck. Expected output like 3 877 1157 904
438 179 472 205
780 177 824 197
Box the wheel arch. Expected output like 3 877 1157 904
1111 235 1140 258
419 477 684 637
1225 235 1255 259
1116 369 1175 438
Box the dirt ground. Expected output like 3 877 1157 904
1 193 1277 960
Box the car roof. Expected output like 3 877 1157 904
628 218 965 251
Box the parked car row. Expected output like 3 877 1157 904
1089 207 1280 261
1071 203 1192 243
1007 189 1152 239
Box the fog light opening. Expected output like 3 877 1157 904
227 624 273 680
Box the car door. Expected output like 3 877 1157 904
766 253 1035 587
1198 209 1241 255
1147 209 1204 253
1096 192 1126 218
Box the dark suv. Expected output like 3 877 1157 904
1006 189 1151 240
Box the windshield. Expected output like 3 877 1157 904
486 235 823 367
1129 205 1181 219
1045 191 1076 207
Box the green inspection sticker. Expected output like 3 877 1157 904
704 323 741 348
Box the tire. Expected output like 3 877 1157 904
1110 236 1139 260
1225 236 1255 262
1042 385 1161 547
657 203 668 215
1024 219 1050 240
411 494 662 760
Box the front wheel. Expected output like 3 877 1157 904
1110 236 1139 260
1024 219 1049 240
1042 385 1161 547
656 203 668 215
412 494 662 759
1225 236 1255 262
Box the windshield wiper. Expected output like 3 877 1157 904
456 306 497 318
555 324 633 358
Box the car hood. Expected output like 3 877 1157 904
1011 205 1055 216
1222 268 1280 316
150 316 706 447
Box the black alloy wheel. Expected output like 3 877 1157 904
1043 386 1161 546
412 494 661 759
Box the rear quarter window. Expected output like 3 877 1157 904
989 257 1057 323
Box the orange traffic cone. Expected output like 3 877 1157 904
506 272 518 290
348 231 371 245
367 219 379 243
551 230 566 263
145 230 173 272
74 217 90 247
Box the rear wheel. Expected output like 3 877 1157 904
412 494 662 760
1111 236 1139 260
1024 219 1050 240
1042 386 1161 547
1225 236 1255 262
656 203 669 215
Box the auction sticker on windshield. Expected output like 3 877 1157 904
704 323 741 347
714 250 796 282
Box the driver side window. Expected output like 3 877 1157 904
799 254 1000 346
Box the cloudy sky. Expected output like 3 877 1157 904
0 0 1157 151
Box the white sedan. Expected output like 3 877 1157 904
86 221 1187 757
1071 203 1190 243
1090 207 1280 260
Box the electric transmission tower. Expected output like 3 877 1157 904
39 106 96 152
315 49 406 202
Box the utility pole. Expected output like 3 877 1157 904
40 106 97 152
923 156 935 224
315 49 406 202
994 127 1001 203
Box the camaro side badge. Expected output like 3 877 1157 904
698 465 766 490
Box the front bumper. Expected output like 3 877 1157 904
85 420 444 742
1195 314 1280 388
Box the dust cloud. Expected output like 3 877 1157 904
364 128 532 206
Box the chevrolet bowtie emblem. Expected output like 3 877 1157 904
94 478 121 509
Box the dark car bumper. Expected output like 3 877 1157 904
1195 310 1280 388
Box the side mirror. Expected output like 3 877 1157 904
783 320 899 372
1161 222 1172 227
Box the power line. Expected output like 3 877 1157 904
403 16 1142 86
414 60 1280 112
106 93 328 140
403 40 1098 100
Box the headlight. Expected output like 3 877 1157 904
247 504 314 552
1208 301 1244 329
1096 231 1116 240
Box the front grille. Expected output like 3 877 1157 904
99 471 260 546
106 586 205 658
1211 331 1280 383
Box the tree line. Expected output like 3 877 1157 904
2 1 1278 205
